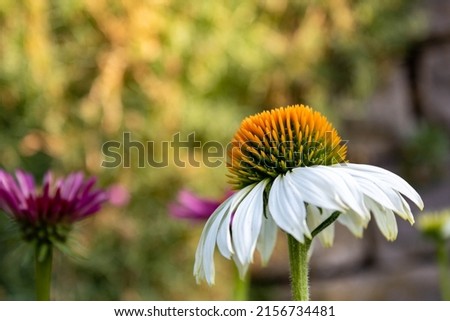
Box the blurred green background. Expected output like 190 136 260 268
0 0 439 300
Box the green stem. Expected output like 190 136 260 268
35 244 53 301
437 240 450 300
287 211 340 301
312 211 340 238
287 235 311 301
232 266 249 300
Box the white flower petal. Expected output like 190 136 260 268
269 173 310 242
231 180 269 266
306 205 335 247
343 174 398 212
320 224 335 248
193 195 234 285
256 209 278 266
367 198 398 241
194 161 423 284
337 210 368 238
287 168 343 212
338 163 421 225
216 211 234 259
398 193 415 224
342 163 424 210
233 255 249 279
216 185 253 259
290 166 368 218
306 204 321 230
343 169 411 219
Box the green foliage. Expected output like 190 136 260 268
0 0 422 299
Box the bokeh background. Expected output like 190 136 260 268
1 0 449 300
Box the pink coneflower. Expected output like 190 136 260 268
0 170 108 245
168 189 233 221
0 169 110 300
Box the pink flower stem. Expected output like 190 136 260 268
35 244 53 301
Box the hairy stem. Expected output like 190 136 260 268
287 235 311 301
287 210 340 301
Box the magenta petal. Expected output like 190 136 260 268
79 177 97 198
61 172 85 202
39 181 51 217
0 171 24 206
24 195 39 222
168 203 209 220
70 173 85 195
15 170 36 199
178 190 221 212
168 190 224 221
0 169 110 226
75 192 108 219
0 188 20 217
43 171 53 187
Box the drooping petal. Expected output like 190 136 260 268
396 193 415 224
306 205 335 247
342 173 398 211
289 166 368 218
216 185 253 259
232 180 268 267
336 163 423 232
233 255 249 280
366 198 398 241
341 163 424 210
194 194 236 285
256 209 278 265
269 173 310 243
337 210 368 238
347 170 409 220
215 210 234 259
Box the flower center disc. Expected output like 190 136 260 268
227 104 347 188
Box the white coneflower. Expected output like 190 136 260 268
194 104 423 300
